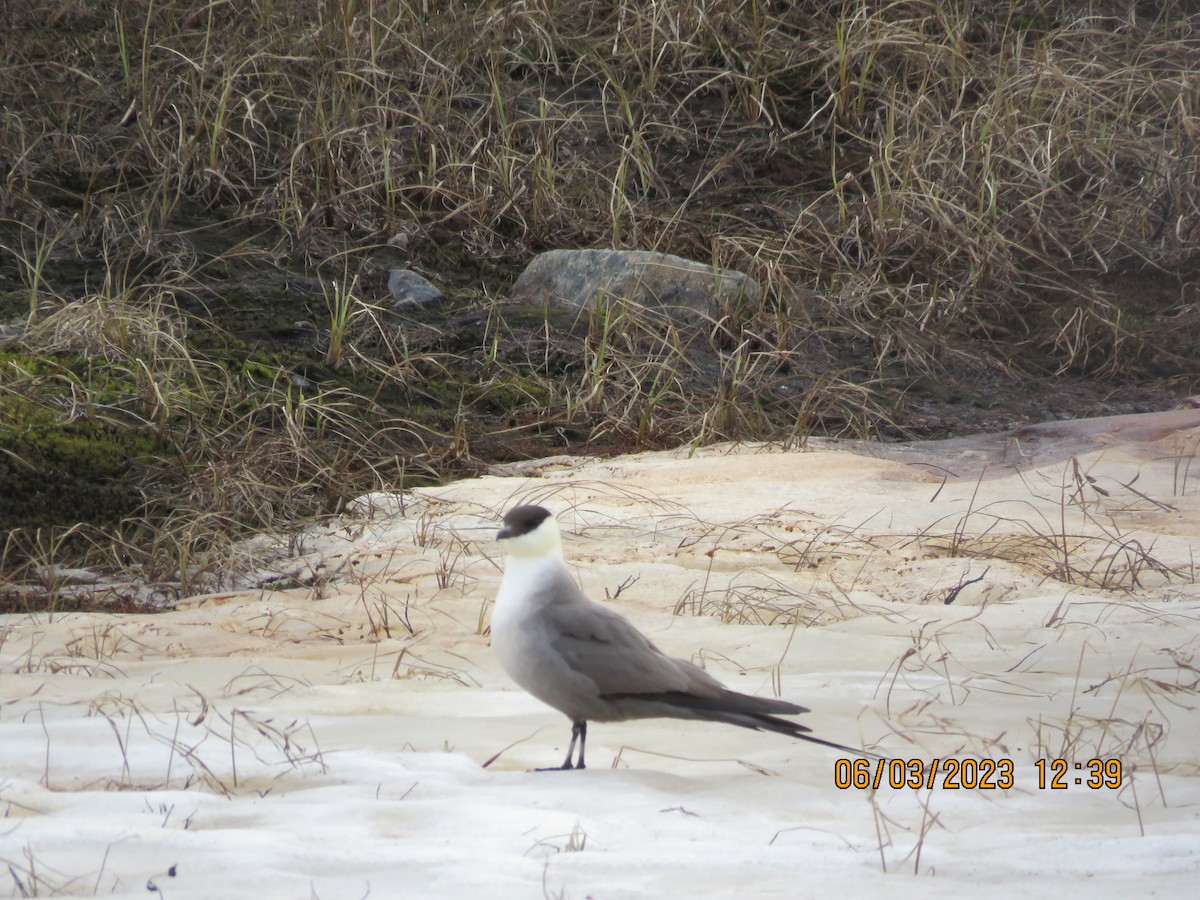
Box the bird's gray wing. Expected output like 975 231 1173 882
541 597 724 698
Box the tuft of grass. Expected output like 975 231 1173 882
915 455 1192 590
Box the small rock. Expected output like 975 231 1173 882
511 249 763 320
388 269 444 310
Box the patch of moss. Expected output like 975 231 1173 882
0 349 73 379
0 418 162 532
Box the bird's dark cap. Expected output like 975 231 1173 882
498 504 552 540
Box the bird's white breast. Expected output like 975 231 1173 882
491 553 563 689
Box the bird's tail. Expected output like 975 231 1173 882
602 689 885 761
746 711 887 760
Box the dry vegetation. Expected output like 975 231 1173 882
1 0 1198 599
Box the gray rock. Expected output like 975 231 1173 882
511 249 763 320
388 269 444 310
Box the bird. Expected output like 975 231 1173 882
490 504 883 770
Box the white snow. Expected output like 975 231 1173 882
3 409 1199 898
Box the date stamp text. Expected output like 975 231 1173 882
833 757 1123 790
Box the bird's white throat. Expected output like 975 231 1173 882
494 517 567 630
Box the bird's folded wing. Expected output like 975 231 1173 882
544 599 724 697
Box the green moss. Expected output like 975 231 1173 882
0 349 74 380
240 359 284 380
0 418 162 532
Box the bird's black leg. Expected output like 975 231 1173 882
573 721 587 770
538 720 588 771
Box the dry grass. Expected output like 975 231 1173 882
911 454 1195 589
2 1 1199 594
0 650 329 800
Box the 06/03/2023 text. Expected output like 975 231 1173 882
833 757 1123 790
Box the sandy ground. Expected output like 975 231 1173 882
3 409 1200 898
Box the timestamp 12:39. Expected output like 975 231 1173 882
1035 758 1122 789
